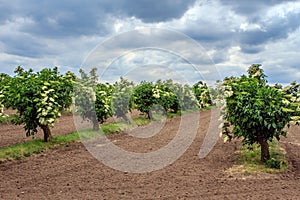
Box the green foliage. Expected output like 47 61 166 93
73 68 113 130
193 81 212 108
111 77 135 122
95 83 113 123
177 84 198 111
222 64 299 162
132 81 156 119
0 114 18 124
132 80 183 119
0 67 74 141
153 80 179 113
132 79 210 119
265 158 281 169
280 81 300 125
209 80 225 107
161 79 198 111
73 68 98 126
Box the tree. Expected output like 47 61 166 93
209 80 225 107
95 82 113 124
154 80 179 114
73 68 112 130
132 80 180 119
0 73 10 117
193 81 212 109
280 81 300 125
132 81 156 119
111 77 134 122
162 80 198 111
222 64 299 162
0 67 74 142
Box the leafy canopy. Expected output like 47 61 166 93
222 64 299 161
0 67 74 140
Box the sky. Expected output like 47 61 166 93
0 0 299 85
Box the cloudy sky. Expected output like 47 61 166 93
0 0 299 85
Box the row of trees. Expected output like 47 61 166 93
73 68 213 131
0 67 212 141
0 65 299 164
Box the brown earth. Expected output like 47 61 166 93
0 110 300 199
0 110 141 148
0 113 77 149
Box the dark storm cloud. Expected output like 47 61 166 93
2 35 49 58
220 0 283 16
240 11 300 45
114 0 196 22
240 44 265 54
0 0 195 39
0 1 110 38
0 0 196 60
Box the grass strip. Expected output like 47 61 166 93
0 132 80 162
0 116 150 162
227 140 288 175
100 116 150 135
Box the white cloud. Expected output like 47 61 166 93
239 23 265 32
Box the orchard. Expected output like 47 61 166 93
0 65 299 199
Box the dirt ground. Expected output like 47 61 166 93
0 113 77 149
0 110 300 199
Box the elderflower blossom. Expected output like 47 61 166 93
282 99 290 104
252 70 262 77
91 92 96 102
224 90 233 97
152 88 160 99
0 103 4 116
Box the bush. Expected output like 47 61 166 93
265 158 281 169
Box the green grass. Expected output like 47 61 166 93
0 114 18 124
0 131 80 162
228 140 288 175
0 116 151 162
166 106 215 119
202 105 217 110
100 116 150 135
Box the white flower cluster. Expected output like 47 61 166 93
98 94 111 113
0 91 4 116
224 90 233 98
152 86 161 99
252 70 262 78
37 83 61 127
0 103 4 117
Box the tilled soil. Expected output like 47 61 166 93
0 113 77 149
0 110 300 199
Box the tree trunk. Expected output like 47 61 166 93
147 110 153 120
258 136 270 162
92 116 99 131
162 108 167 116
41 124 52 142
121 114 131 124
